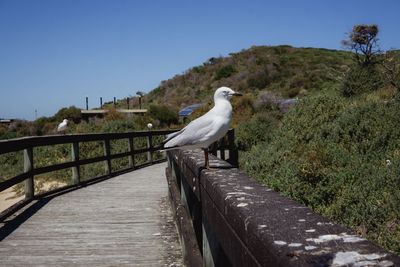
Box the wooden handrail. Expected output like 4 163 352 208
0 130 176 155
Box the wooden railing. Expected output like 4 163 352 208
0 129 177 222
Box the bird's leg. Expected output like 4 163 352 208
204 148 210 169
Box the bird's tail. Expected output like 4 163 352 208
158 146 181 153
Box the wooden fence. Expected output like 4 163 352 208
0 130 178 221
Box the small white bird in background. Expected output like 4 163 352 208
147 123 153 130
57 119 68 134
164 87 242 169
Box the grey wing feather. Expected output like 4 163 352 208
164 129 184 143
164 114 214 148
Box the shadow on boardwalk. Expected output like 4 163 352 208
0 163 183 267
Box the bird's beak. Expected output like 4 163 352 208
232 92 242 96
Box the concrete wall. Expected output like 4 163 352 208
166 149 400 267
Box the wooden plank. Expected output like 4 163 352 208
166 164 202 267
128 137 134 168
23 148 34 200
33 161 77 176
103 139 112 175
0 163 183 266
227 129 238 167
147 134 153 164
71 142 80 185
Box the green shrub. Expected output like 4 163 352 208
236 111 281 151
214 65 236 80
54 106 81 123
149 105 178 127
247 69 270 89
101 119 137 133
241 93 400 254
341 65 383 96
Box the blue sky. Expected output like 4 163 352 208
1 0 399 120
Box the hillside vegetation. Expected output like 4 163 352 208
146 45 352 109
1 43 400 254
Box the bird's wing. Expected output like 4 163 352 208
57 122 66 131
164 113 217 148
164 129 184 143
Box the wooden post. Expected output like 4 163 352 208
71 142 80 185
100 97 103 109
113 97 116 108
220 138 226 161
202 216 229 267
128 137 135 168
86 96 89 110
147 132 153 164
210 142 217 156
227 129 238 167
24 147 34 200
103 139 112 175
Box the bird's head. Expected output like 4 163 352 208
214 87 242 102
63 119 68 123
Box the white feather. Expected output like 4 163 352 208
164 87 238 150
57 119 68 132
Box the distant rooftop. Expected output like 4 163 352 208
178 104 202 117
81 109 147 115
0 119 14 124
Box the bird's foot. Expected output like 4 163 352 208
204 163 214 170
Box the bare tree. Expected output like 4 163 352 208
342 24 381 66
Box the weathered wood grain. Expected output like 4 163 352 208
0 163 183 266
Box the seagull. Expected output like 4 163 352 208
164 87 242 168
57 119 68 134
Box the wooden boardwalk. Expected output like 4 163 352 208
0 163 183 266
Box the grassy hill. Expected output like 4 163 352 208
145 45 353 108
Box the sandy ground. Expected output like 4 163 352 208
0 181 68 213
0 187 24 213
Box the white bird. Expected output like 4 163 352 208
57 119 68 134
164 87 242 168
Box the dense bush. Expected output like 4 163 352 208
246 69 270 89
104 108 125 121
241 92 400 254
101 119 137 133
341 65 383 96
149 104 178 127
54 106 82 123
236 111 281 151
215 65 236 80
